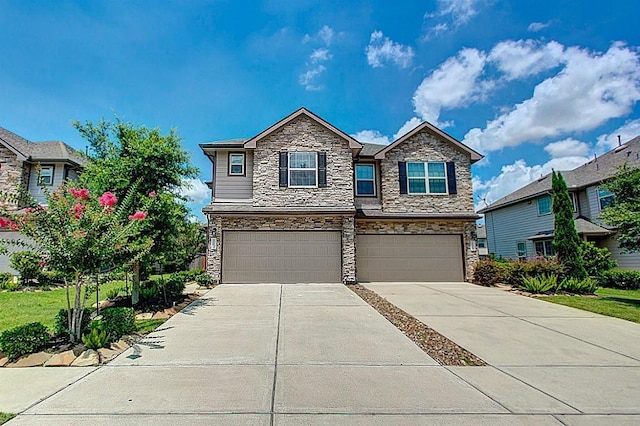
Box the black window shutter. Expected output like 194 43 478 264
318 152 327 187
446 162 457 194
398 161 407 194
279 152 288 187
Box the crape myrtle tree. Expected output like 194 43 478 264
600 164 640 253
551 170 587 279
73 117 199 303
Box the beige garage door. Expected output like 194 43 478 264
356 234 464 282
222 231 342 283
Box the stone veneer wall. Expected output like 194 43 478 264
356 219 479 282
380 130 474 213
205 214 356 284
0 147 25 210
252 116 355 208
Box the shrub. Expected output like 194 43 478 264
0 322 50 361
504 259 564 286
100 307 135 341
519 274 558 294
139 280 160 304
81 326 110 350
163 274 186 300
38 270 69 287
559 277 598 294
0 273 17 291
473 259 505 286
105 287 123 300
54 308 92 337
580 241 617 278
598 269 640 290
9 251 42 286
196 273 214 287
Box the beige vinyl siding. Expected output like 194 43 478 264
27 162 67 205
598 235 640 271
214 150 253 200
484 198 555 259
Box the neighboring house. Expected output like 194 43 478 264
476 224 488 258
478 136 640 270
200 108 483 284
0 126 87 272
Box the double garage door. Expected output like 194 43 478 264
221 231 463 283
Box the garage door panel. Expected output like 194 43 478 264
222 231 341 284
356 234 463 282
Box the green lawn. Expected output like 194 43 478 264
540 287 640 323
0 281 125 334
0 413 15 424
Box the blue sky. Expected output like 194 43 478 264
2 0 640 219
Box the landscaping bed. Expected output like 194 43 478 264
348 284 486 366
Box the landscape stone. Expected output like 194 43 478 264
0 357 9 367
163 307 177 316
135 312 153 320
71 349 99 367
7 352 52 368
97 348 120 363
44 350 77 367
92 300 115 310
110 339 130 352
151 311 170 319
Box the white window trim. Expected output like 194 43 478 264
288 152 318 188
597 188 614 211
570 192 578 213
38 165 55 186
406 162 448 195
537 194 552 216
534 239 555 256
228 153 245 176
355 164 376 196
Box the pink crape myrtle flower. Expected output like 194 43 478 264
0 217 11 228
128 211 147 221
148 191 157 198
98 192 118 211
70 188 90 200
73 203 85 219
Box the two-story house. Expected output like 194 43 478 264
478 136 640 270
0 126 87 272
200 108 482 284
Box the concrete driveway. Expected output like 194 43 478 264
5 282 640 425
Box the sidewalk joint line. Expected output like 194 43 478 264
270 284 283 426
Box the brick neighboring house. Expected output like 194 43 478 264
200 108 483 284
0 126 87 272
478 136 640 270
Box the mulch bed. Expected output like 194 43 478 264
348 284 486 366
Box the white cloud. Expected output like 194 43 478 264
412 48 488 124
463 42 640 152
596 118 640 152
393 117 423 140
180 178 210 204
299 26 336 91
528 21 551 32
474 156 590 209
424 0 482 37
310 48 332 63
351 130 391 145
303 25 335 46
488 39 564 80
299 65 327 91
365 31 414 69
544 138 590 158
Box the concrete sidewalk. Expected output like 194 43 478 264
366 282 640 423
6 283 639 425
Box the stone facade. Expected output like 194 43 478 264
0 146 27 210
205 214 356 284
380 130 474 213
252 116 355 208
356 219 479 281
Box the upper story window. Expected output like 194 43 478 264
570 192 578 213
355 164 375 196
597 188 614 210
537 194 552 215
228 153 245 176
406 162 447 194
288 152 317 187
478 238 487 249
38 165 54 186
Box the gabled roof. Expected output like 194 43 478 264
0 127 87 167
374 121 483 163
479 136 640 214
244 107 363 150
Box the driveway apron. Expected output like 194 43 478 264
5 283 567 425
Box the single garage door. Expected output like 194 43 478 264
222 231 342 283
356 234 464 282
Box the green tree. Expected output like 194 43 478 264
73 118 199 302
552 170 587 279
9 251 41 286
600 164 640 253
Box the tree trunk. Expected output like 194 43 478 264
131 262 140 305
71 272 82 342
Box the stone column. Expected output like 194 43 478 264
463 221 479 282
206 215 223 284
342 216 357 284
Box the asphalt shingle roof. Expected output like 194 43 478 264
479 136 640 213
0 127 87 166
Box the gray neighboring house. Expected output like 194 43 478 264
201 107 483 284
478 136 640 270
0 126 87 273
